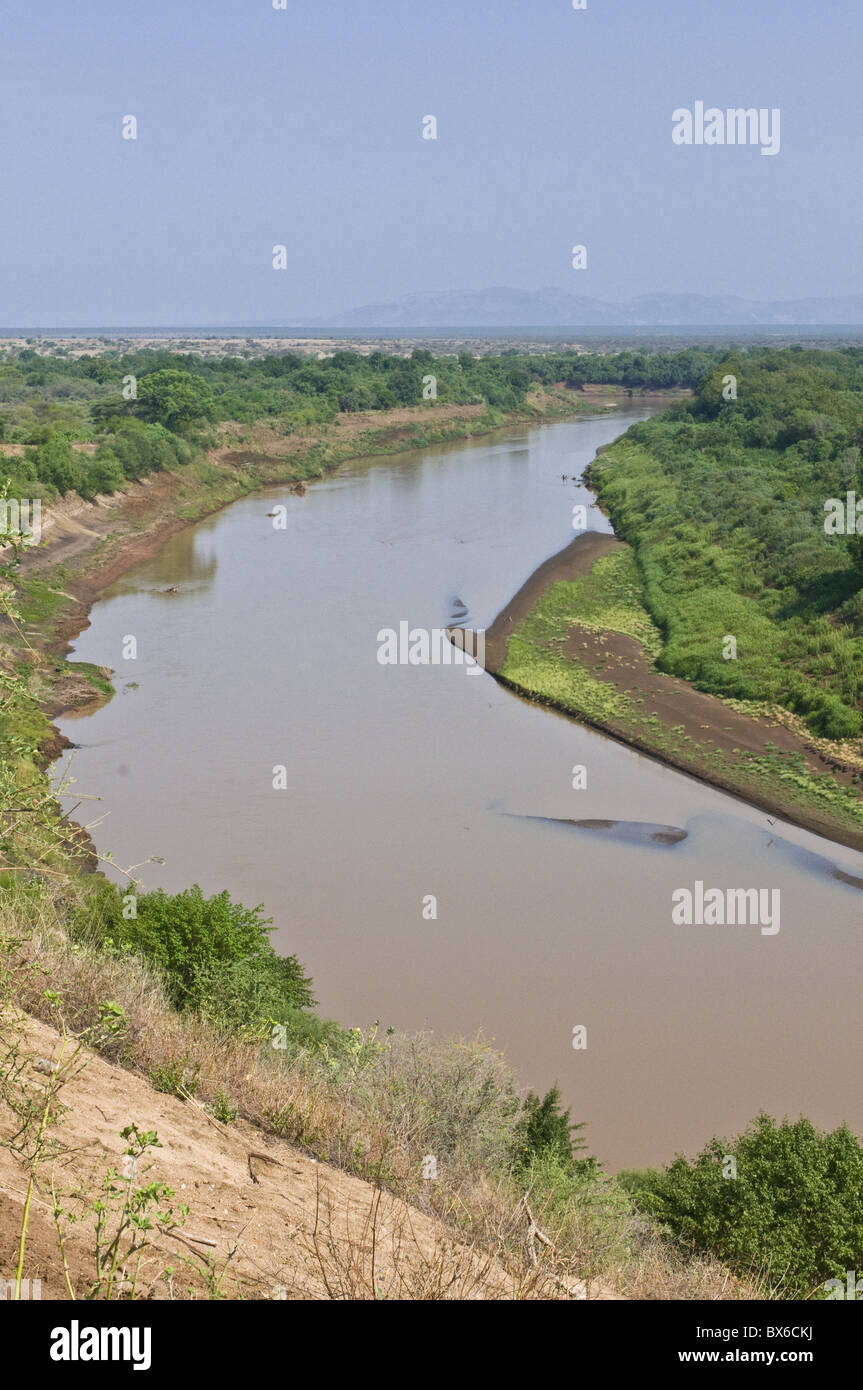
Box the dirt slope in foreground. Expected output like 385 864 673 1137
0 1012 622 1301
0 1013 507 1300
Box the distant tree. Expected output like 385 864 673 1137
385 360 424 405
136 369 216 430
81 451 126 498
78 355 115 383
35 432 82 494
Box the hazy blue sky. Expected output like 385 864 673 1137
1 0 858 324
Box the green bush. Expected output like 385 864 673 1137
622 1113 863 1297
108 419 192 480
212 1087 238 1125
149 1056 200 1097
520 1151 632 1277
511 1084 594 1176
136 368 216 430
78 879 315 1020
34 433 83 495
262 1003 351 1053
81 451 126 497
806 694 862 740
192 953 319 1033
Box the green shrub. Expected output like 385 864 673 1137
77 879 315 1019
267 1004 354 1053
82 450 126 497
806 694 862 740
192 953 319 1033
511 1084 594 1176
34 433 83 495
212 1087 238 1125
149 1056 200 1097
136 369 216 430
622 1113 863 1297
520 1151 632 1277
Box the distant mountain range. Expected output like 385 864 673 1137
281 288 863 328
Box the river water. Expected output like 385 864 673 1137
56 409 863 1169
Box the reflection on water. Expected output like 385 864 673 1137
55 413 863 1169
125 537 221 596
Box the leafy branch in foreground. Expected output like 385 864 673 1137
52 1123 188 1300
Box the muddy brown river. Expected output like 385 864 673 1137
56 409 863 1169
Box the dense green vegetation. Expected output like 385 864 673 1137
587 348 863 739
0 341 715 434
70 879 356 1053
0 343 719 514
621 1114 863 1297
84 880 313 1009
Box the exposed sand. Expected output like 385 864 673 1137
0 1013 525 1300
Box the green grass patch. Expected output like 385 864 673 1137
14 574 71 626
499 550 656 725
